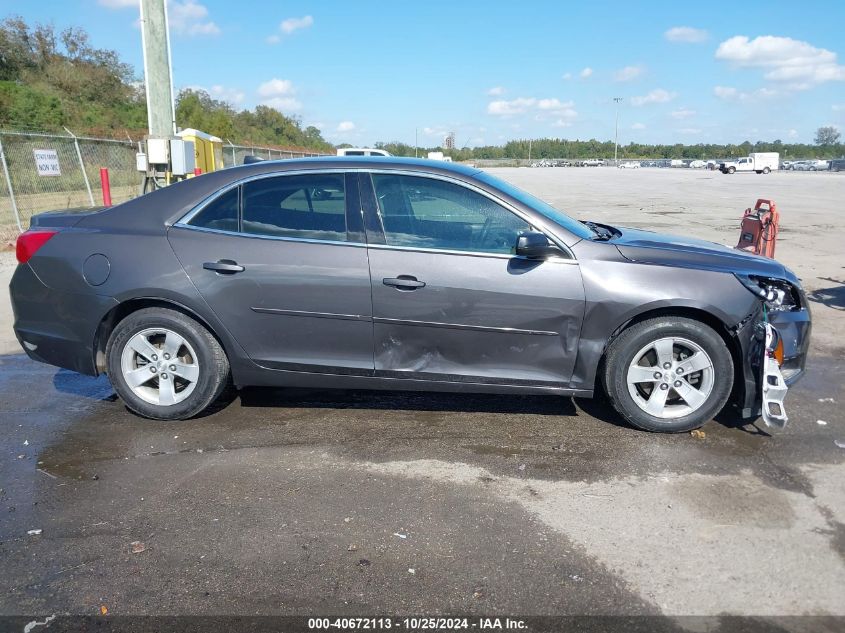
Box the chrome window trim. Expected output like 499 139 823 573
173 166 577 261
169 223 367 248
366 242 578 264
363 169 576 260
175 169 349 227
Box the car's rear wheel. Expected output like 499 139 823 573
603 317 734 432
106 307 230 420
762 167 771 174
728 166 736 174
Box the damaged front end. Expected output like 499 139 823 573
731 274 812 428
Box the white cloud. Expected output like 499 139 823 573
713 85 779 101
98 0 137 8
562 72 572 80
258 78 295 98
580 67 593 78
168 1 220 36
209 84 245 106
487 86 506 96
422 126 450 139
665 26 708 43
630 89 677 106
713 86 738 100
833 104 845 112
267 15 314 44
715 35 845 86
631 122 646 130
337 121 356 132
788 129 799 138
257 78 301 111
487 97 577 124
670 108 696 119
261 97 302 111
678 128 702 134
487 97 537 116
280 15 314 35
537 98 574 112
614 65 644 82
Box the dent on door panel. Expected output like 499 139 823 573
369 248 586 386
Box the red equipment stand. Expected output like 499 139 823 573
736 198 779 258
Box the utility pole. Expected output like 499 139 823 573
140 0 176 137
415 128 418 158
528 139 532 162
613 97 623 165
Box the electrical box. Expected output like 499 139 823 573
147 138 169 165
169 139 196 176
177 128 224 174
135 152 148 172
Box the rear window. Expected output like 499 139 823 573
188 187 238 232
241 174 347 242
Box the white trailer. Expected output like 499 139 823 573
719 152 779 174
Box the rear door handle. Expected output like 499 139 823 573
383 275 426 290
203 259 245 274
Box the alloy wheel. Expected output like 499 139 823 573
626 336 715 419
120 327 200 406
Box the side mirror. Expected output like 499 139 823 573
515 231 560 259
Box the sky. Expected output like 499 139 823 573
9 0 845 147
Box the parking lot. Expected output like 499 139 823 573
0 168 843 622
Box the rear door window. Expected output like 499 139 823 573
188 187 239 232
241 174 347 242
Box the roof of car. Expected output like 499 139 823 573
88 156 484 232
236 155 482 177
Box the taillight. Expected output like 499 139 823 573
16 230 58 264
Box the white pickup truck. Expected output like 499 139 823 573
719 152 779 174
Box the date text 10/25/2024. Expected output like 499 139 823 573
307 617 528 630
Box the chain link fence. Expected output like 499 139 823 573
221 141 326 168
0 129 329 242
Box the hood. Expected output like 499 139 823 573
611 226 795 281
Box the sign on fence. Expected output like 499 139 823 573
33 149 61 176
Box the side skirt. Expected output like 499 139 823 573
231 365 592 398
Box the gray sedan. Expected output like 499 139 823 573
9 158 810 432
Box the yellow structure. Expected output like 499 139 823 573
177 128 224 174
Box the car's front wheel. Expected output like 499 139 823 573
106 307 230 420
603 317 734 432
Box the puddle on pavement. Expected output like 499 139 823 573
14 351 845 486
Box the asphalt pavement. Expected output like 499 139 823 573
0 349 843 624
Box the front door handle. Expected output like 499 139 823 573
383 275 426 290
203 259 245 274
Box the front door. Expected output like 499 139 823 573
362 172 585 387
168 171 374 376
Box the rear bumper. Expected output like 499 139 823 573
9 264 117 376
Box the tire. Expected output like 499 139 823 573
762 167 770 174
106 307 230 420
728 166 736 174
602 317 734 433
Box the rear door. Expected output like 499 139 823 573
168 171 374 376
360 172 585 387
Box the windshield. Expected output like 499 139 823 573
475 172 595 240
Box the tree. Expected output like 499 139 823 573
815 126 841 145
